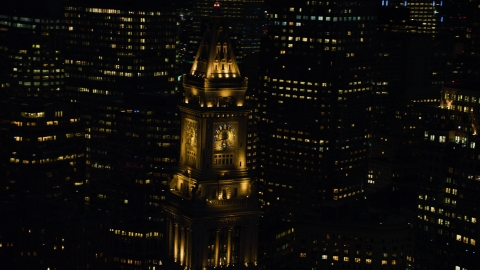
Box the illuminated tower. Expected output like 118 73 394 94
162 3 259 269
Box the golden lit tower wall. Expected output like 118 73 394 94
162 3 260 269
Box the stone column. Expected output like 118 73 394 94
227 227 233 265
180 226 185 265
185 228 191 268
250 217 259 265
168 219 173 257
174 223 179 262
215 229 220 266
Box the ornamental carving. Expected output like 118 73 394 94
214 124 235 150
186 121 198 147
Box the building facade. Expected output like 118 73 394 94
0 1 65 98
383 0 442 35
414 84 480 270
255 0 377 216
0 97 85 208
191 0 267 61
79 93 181 268
0 97 99 269
367 4 444 194
259 210 412 270
63 0 178 98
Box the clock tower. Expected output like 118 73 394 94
163 3 259 269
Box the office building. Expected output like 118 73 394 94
367 5 442 194
449 0 480 84
83 94 181 221
63 0 178 98
80 93 181 268
414 84 480 269
0 1 64 98
383 0 442 35
259 208 412 270
191 0 267 61
162 3 260 268
0 207 109 269
0 97 85 208
255 0 377 216
0 97 98 268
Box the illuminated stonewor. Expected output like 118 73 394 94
162 3 260 269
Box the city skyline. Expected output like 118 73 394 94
1 0 479 269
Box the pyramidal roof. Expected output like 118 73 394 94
189 2 242 80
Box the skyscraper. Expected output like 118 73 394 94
0 97 98 269
0 0 65 98
450 0 480 83
162 3 260 268
415 84 480 269
367 4 442 194
256 0 377 216
0 97 85 209
63 0 178 98
383 0 442 35
59 1 183 266
191 0 267 60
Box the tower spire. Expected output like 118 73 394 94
163 4 259 268
183 1 247 108
189 3 241 80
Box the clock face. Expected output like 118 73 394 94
214 124 235 149
186 121 197 147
